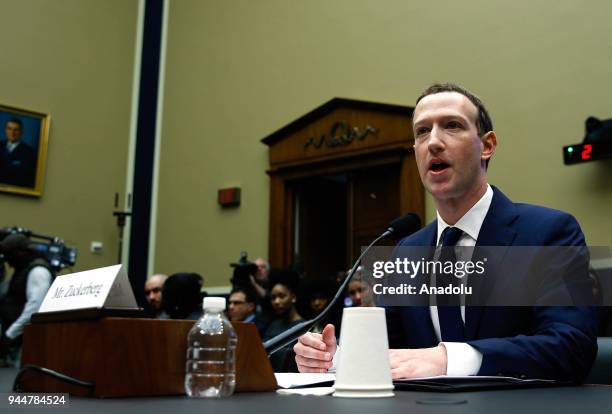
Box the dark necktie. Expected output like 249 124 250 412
436 226 465 342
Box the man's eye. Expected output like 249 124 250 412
415 127 429 136
446 121 462 129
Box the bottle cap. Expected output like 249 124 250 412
203 297 226 310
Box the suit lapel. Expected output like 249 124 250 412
404 221 437 246
465 187 518 340
397 190 520 344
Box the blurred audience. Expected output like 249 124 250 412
0 234 54 366
161 272 205 320
230 252 274 328
298 275 342 333
144 274 167 318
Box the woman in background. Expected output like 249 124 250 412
262 268 303 341
263 268 304 372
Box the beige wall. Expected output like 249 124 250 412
157 0 612 287
0 0 138 272
7 1 606 287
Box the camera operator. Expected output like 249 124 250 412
230 253 275 333
253 257 270 295
230 252 270 302
0 233 54 365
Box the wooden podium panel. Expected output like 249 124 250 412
20 318 277 397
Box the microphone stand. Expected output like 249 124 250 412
264 229 392 355
112 192 132 264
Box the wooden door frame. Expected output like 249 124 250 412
267 145 424 268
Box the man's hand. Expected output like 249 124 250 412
389 344 448 379
294 324 337 373
248 274 267 299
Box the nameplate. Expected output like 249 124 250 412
38 264 137 313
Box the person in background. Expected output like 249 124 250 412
230 253 269 302
0 234 53 366
249 257 270 302
161 272 205 320
227 286 267 336
346 266 374 307
262 268 303 341
263 268 303 371
299 276 342 334
144 274 167 318
230 253 275 330
227 287 256 322
254 258 270 285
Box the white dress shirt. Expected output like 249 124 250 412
432 184 493 376
3 266 53 339
330 185 493 376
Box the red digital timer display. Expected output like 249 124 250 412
563 142 612 165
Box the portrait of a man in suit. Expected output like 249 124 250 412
0 117 38 188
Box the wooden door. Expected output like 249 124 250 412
291 175 348 278
349 163 401 262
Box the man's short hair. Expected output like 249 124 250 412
230 286 257 305
6 118 23 129
416 83 493 136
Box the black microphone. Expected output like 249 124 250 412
263 213 421 355
385 213 422 241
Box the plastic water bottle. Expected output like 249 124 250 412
185 297 238 398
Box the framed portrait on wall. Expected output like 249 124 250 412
0 104 50 197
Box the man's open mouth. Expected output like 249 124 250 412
430 162 450 172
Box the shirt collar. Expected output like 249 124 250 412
7 141 20 152
436 184 493 244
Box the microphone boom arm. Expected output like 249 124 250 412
263 229 392 355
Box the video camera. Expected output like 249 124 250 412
230 251 258 288
0 227 77 272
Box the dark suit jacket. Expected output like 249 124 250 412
0 140 37 187
389 186 597 382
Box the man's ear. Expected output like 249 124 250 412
481 131 497 163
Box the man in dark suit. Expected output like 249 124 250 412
0 118 37 187
293 83 597 382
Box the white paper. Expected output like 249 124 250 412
274 373 335 389
276 387 335 396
